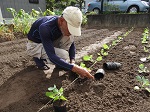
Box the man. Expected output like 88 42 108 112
27 6 94 79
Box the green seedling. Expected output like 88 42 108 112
80 54 102 70
100 48 108 56
141 35 148 44
112 40 117 46
80 62 91 70
117 36 123 40
138 64 149 73
143 46 149 53
83 55 94 62
103 44 109 50
144 28 149 34
134 75 150 93
46 85 67 102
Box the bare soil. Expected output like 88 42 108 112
0 27 150 112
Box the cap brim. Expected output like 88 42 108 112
67 23 81 36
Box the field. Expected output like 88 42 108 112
0 27 150 112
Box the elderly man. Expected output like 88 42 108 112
27 6 94 79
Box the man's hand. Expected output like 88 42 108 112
72 64 94 79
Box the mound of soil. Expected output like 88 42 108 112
0 27 150 112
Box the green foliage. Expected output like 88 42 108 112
82 14 87 25
42 9 55 16
134 75 150 93
103 44 109 50
138 64 149 73
100 48 108 56
83 55 93 62
7 8 57 35
46 85 67 102
7 8 38 35
143 46 149 52
141 28 149 44
80 62 91 70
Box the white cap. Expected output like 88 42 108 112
62 6 82 36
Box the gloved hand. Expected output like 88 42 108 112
72 64 94 79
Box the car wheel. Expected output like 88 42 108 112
93 8 100 14
127 6 139 13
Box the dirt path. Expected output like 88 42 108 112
1 27 149 112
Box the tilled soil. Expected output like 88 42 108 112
0 27 150 112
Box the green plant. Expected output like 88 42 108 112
80 54 102 70
134 75 150 93
46 85 67 102
100 48 108 56
143 46 149 53
138 64 149 73
82 14 87 25
7 8 38 34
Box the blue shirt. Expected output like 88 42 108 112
27 16 75 71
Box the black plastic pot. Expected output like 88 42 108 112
103 62 121 70
53 100 67 112
94 69 105 80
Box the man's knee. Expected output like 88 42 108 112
55 48 69 60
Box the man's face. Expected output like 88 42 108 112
60 18 71 36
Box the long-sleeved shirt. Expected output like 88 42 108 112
27 16 75 71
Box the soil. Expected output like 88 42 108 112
0 27 150 112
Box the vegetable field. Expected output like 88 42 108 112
0 27 150 112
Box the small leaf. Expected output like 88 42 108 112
48 85 56 91
136 75 142 82
96 56 102 61
103 44 109 50
54 96 60 102
83 55 93 61
46 92 55 99
60 96 67 101
139 64 144 70
80 62 86 68
145 87 150 93
53 88 59 93
103 52 108 56
59 87 63 93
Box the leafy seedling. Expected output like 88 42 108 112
83 55 93 62
103 44 109 50
46 85 67 102
80 62 91 71
143 46 149 53
134 75 150 93
101 48 108 56
138 64 149 73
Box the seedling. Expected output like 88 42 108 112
80 54 102 70
80 62 91 70
117 36 123 40
143 46 149 53
100 48 108 56
112 40 117 46
83 55 94 62
134 75 150 93
46 85 67 102
138 64 149 73
103 44 110 50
